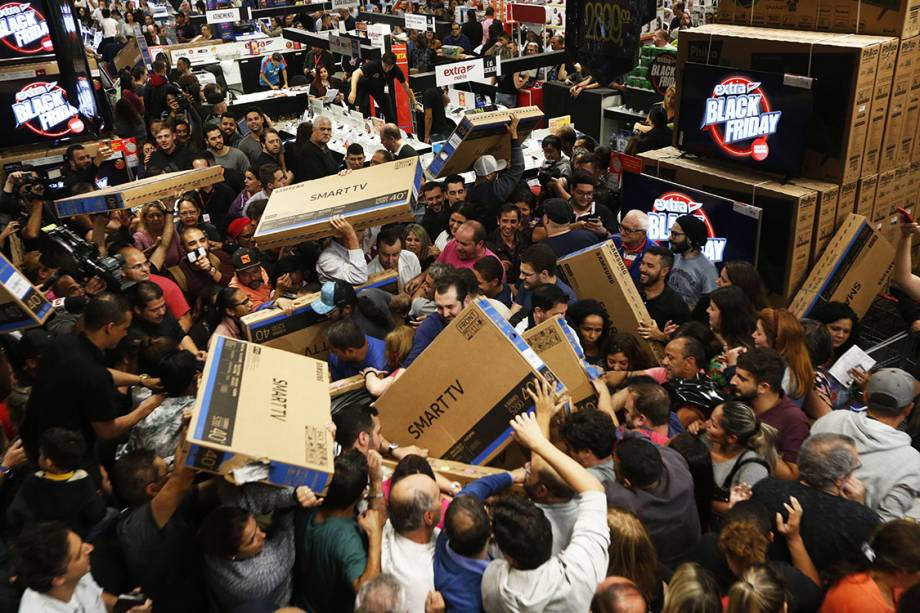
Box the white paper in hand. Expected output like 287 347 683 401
829 345 876 387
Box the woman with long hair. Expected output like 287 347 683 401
753 308 814 406
606 507 668 610
668 433 715 533
434 202 477 250
568 299 611 366
708 286 757 350
402 223 436 269
364 326 414 397
822 520 920 612
133 201 182 267
661 563 721 613
208 287 253 340
696 401 777 518
605 332 656 372
719 261 769 311
229 169 263 221
726 566 786 613
801 318 846 418
308 65 343 105
810 301 860 363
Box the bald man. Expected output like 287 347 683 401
382 473 442 613
613 210 657 284
119 245 192 330
379 123 418 159
592 577 649 613
435 220 506 282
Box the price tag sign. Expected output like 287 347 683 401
206 8 238 24
404 13 434 31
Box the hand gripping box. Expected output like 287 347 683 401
254 157 422 249
426 106 544 178
523 315 603 412
240 271 398 359
374 298 565 465
789 214 895 319
53 166 224 217
557 241 664 363
184 336 335 489
0 254 52 333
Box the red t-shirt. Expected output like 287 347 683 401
149 274 191 321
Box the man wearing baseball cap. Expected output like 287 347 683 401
666 214 718 309
229 247 271 309
467 115 525 221
312 280 394 341
811 367 920 521
541 198 601 259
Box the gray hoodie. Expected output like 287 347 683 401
811 410 920 522
480 491 609 613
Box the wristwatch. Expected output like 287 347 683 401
0 466 12 479
138 373 150 387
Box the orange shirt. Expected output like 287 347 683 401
821 573 900 613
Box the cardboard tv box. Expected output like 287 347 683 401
638 147 817 300
0 253 53 333
677 25 896 184
382 457 511 487
864 38 900 175
375 298 565 465
716 0 920 38
254 158 422 249
184 336 335 489
523 316 602 411
426 106 544 178
241 271 398 359
879 37 920 174
789 178 840 266
53 166 224 217
789 214 895 319
557 241 663 362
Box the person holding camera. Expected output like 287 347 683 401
61 144 113 194
168 225 233 306
1 170 54 248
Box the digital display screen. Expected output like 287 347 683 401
0 0 53 61
677 62 813 177
621 171 762 266
0 74 94 147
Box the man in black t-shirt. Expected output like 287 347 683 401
147 124 192 173
129 281 205 358
638 245 690 334
347 52 416 124
423 86 450 143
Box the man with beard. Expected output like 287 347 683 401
487 204 530 275
732 348 810 480
254 128 287 176
420 181 449 241
219 112 241 148
238 108 268 165
228 248 271 310
667 214 718 309
402 275 471 368
129 281 205 358
637 245 690 341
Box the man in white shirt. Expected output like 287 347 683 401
13 522 152 612
100 8 119 38
367 226 421 288
316 215 369 285
382 473 442 612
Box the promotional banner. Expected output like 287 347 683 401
0 0 53 60
391 41 413 135
648 51 676 95
621 171 762 265
404 12 434 31
436 58 484 87
564 0 655 88
677 63 814 176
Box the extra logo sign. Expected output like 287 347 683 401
436 58 485 87
12 81 83 138
700 77 781 162
0 2 51 55
648 53 676 96
647 191 727 263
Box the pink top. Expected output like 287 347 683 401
644 367 669 384
435 240 506 283
133 230 185 268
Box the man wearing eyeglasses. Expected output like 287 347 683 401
612 209 657 285
568 172 617 238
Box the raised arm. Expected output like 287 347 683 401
510 411 603 494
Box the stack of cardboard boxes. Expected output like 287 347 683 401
650 18 914 311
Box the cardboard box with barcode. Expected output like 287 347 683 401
676 25 896 184
375 298 566 465
716 0 920 38
638 147 817 300
241 271 398 359
0 253 53 333
556 241 663 362
789 214 895 320
53 166 224 217
254 157 422 250
426 106 544 178
523 315 602 411
184 336 335 489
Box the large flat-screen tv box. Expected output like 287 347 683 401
676 25 897 184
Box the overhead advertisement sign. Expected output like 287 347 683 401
436 58 484 87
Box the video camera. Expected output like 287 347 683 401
41 224 135 293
